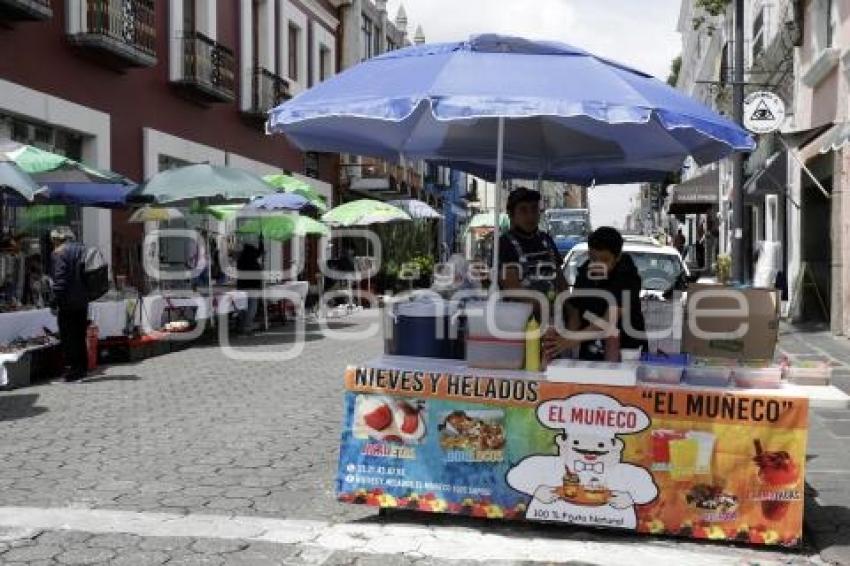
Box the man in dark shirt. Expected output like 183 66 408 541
498 187 567 304
236 242 264 334
49 227 89 382
543 227 647 362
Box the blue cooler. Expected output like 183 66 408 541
388 300 463 359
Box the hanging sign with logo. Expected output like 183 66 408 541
743 92 786 135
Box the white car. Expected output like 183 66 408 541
563 242 690 297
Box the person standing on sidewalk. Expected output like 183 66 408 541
236 241 264 335
49 227 89 382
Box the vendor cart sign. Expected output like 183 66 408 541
338 365 809 547
743 92 785 135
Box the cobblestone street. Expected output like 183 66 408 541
0 314 845 564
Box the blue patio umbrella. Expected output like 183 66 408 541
38 182 134 208
268 34 755 281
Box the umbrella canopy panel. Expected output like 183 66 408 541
387 199 443 219
0 160 42 201
129 164 277 205
128 207 184 223
238 215 330 241
270 34 755 185
245 192 320 213
263 174 328 209
322 199 411 227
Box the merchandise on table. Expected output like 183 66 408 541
683 365 732 388
466 335 525 370
732 367 783 389
782 360 832 386
464 301 533 369
637 362 684 385
682 285 780 361
546 359 637 386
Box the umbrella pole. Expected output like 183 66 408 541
491 116 505 294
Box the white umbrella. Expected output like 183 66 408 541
128 207 184 223
387 199 443 219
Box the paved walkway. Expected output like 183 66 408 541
777 325 850 566
0 314 845 564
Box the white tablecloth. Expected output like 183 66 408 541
89 300 136 338
265 281 308 314
0 309 58 345
0 350 27 387
139 292 248 333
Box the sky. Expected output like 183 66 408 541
385 0 683 228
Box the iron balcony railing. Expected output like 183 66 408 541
249 67 291 116
181 31 236 102
81 0 156 63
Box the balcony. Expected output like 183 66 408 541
340 159 423 199
243 67 291 122
175 32 236 103
0 0 52 21
67 0 156 67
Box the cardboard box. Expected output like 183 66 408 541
682 285 780 361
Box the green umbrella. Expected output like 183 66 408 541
130 164 276 205
0 158 42 201
321 199 411 227
237 215 329 241
192 203 244 221
263 174 327 210
4 143 127 184
468 212 509 232
17 205 68 233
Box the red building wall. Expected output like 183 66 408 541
0 0 330 182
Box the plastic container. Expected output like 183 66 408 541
784 364 832 386
465 301 532 340
620 348 642 362
638 363 684 385
466 336 525 370
684 366 732 387
733 366 783 389
389 300 464 360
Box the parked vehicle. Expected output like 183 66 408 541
542 209 591 255
563 241 689 297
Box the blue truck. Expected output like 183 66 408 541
542 208 591 255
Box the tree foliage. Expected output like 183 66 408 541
696 0 731 17
667 55 682 87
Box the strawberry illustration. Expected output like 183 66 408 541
363 403 393 431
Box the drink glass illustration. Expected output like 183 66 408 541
669 438 699 480
651 430 685 468
685 431 716 474
754 440 799 521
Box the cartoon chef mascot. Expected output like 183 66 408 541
507 393 658 530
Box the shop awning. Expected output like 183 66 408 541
818 121 850 154
744 151 787 199
666 168 719 215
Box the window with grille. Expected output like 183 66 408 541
826 0 836 47
319 46 331 81
752 5 765 59
288 23 299 81
362 14 373 60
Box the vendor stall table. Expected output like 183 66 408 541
0 308 57 344
336 355 846 548
140 290 248 334
262 281 309 327
89 299 136 338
